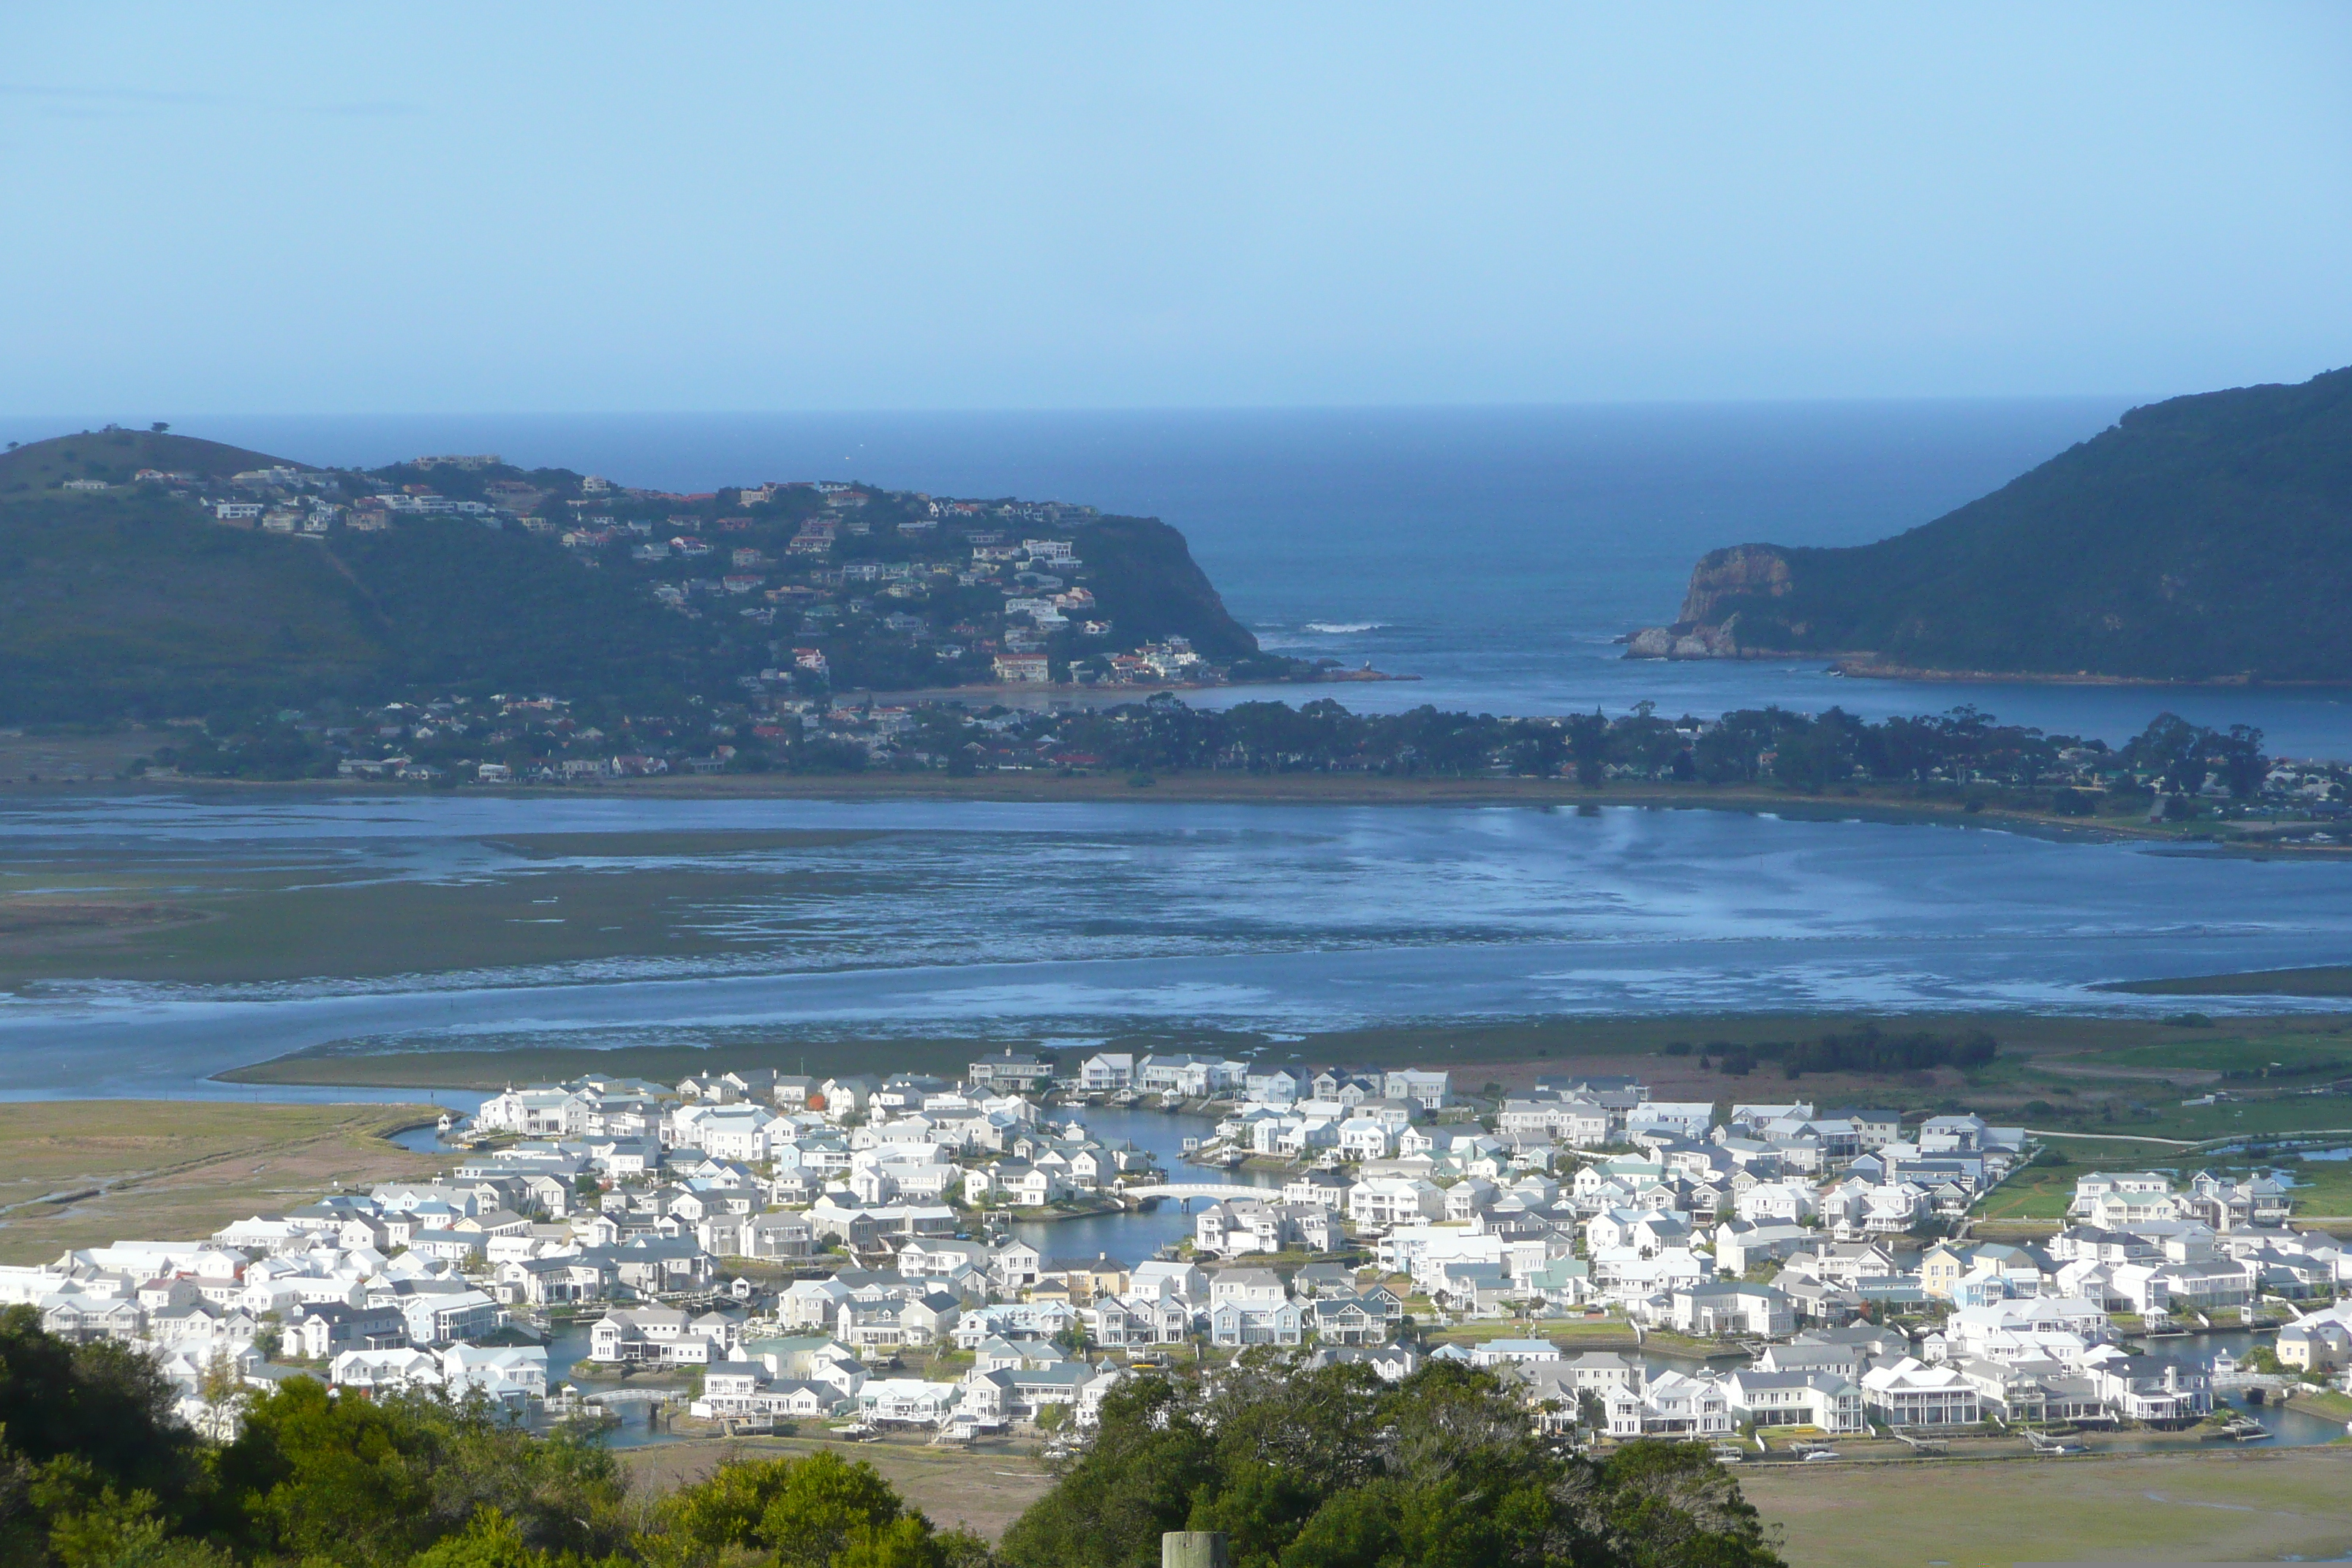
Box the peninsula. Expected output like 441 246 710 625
1626 366 2352 685
0 426 1352 732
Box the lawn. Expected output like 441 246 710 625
0 1100 447 1262
1742 1448 2352 1568
1973 1161 2078 1222
1978 1149 2352 1227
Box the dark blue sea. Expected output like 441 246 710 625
23 402 2352 755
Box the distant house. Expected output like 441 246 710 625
1381 1070 1450 1110
969 1052 1055 1092
992 654 1050 685
1078 1054 1135 1092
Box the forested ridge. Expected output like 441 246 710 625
1646 366 2352 681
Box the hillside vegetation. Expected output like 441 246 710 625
0 428 1270 725
1635 366 2352 682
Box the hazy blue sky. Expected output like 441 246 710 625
4 4 2348 414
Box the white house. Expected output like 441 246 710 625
440 1344 548 1406
1723 1368 1866 1433
1605 1369 1731 1438
331 1347 442 1393
1859 1358 1982 1428
1349 1177 1444 1229
1380 1070 1450 1110
1079 1054 1136 1092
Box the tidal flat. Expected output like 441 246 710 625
8 789 2352 1101
0 859 897 987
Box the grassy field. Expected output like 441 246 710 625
1980 1145 2352 1226
2106 965 2352 998
1974 1161 2079 1222
1743 1448 2352 1568
0 1101 447 1262
619 1434 1053 1540
0 729 159 784
619 1435 2352 1561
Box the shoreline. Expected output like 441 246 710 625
4 766 2333 851
859 668 1417 705
20 769 2345 859
1624 645 2352 690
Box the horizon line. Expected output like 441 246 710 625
1 391 2157 427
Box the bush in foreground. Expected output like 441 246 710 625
1000 1357 1782 1568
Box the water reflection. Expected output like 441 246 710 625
1008 1107 1275 1264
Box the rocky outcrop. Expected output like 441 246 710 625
1625 622 1744 660
1624 546 1801 660
1677 544 1793 625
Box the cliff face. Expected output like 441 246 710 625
1626 365 2352 682
1676 544 1795 625
1621 544 1810 660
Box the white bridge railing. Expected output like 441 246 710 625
1122 1183 1274 1202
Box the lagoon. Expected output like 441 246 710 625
4 791 2351 1099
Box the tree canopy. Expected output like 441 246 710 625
999 1359 1783 1568
0 1314 1782 1568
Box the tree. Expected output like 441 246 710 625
1768 724 1847 793
1000 1358 1782 1568
212 1379 627 1566
1565 712 1608 786
409 1507 550 1568
151 423 170 434
196 1349 244 1442
640 1451 979 1568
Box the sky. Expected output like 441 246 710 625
3 4 2349 415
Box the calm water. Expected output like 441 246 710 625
4 791 2351 1100
26 402 2352 755
1006 1106 1281 1264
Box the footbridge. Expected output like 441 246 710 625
1123 1183 1274 1202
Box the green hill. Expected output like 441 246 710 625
0 429 1278 724
1630 366 2352 682
0 426 305 491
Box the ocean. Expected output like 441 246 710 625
23 400 2352 755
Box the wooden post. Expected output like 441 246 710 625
1161 1533 1229 1568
